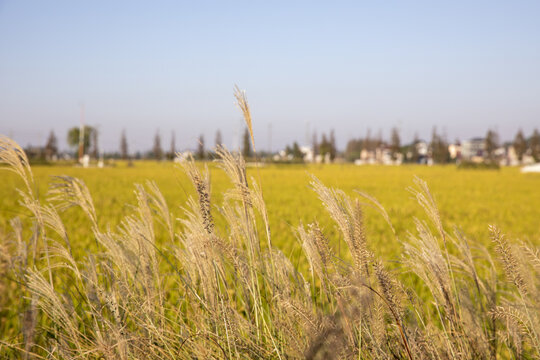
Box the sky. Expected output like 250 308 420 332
1 0 539 152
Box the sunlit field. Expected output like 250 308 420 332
1 161 539 261
2 151 540 359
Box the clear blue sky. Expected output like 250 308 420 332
1 0 539 152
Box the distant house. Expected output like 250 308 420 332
448 142 461 161
355 145 402 165
504 145 536 166
300 145 314 162
416 141 428 163
405 140 428 164
461 138 485 162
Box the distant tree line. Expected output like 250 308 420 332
342 127 540 164
21 126 540 164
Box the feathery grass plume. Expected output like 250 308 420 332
232 87 280 332
0 135 34 195
178 154 214 234
215 145 262 268
297 222 336 303
234 85 255 151
403 220 456 318
144 180 174 241
491 305 532 344
7 217 26 272
215 145 251 205
373 261 402 318
521 243 540 273
230 86 275 271
248 176 276 268
35 204 72 254
490 225 528 296
298 224 323 282
450 228 498 358
408 176 446 244
26 269 85 353
120 186 163 314
308 223 334 277
48 175 98 228
310 176 372 275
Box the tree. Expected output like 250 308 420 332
285 142 304 161
329 130 337 160
197 134 205 160
319 134 331 158
485 129 499 161
120 130 129 160
215 130 223 148
312 131 319 156
169 131 176 160
430 127 449 164
513 130 526 162
153 131 163 160
363 129 374 151
44 130 58 160
410 134 420 163
390 127 401 160
375 129 383 150
90 129 99 159
345 138 362 162
242 128 251 159
530 129 540 162
67 126 95 157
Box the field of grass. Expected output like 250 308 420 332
2 137 540 359
1 161 539 261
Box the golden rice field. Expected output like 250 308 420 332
2 150 540 359
1 161 539 261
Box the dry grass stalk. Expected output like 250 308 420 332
0 135 34 195
310 176 372 275
234 85 255 151
490 225 528 296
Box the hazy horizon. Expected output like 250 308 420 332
1 1 539 152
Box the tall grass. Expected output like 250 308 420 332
1 94 540 358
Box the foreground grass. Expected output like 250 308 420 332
1 135 540 359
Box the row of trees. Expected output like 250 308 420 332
35 126 540 163
343 127 540 164
283 131 338 161
476 128 540 162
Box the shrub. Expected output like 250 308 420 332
457 160 500 170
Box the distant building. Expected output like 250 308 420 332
461 138 485 162
405 140 428 164
300 145 313 162
448 142 461 161
355 145 402 165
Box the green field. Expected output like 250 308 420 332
1 161 539 262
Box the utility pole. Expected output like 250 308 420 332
305 121 310 147
268 122 272 154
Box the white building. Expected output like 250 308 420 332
461 138 485 162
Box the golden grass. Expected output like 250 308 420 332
1 133 540 359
